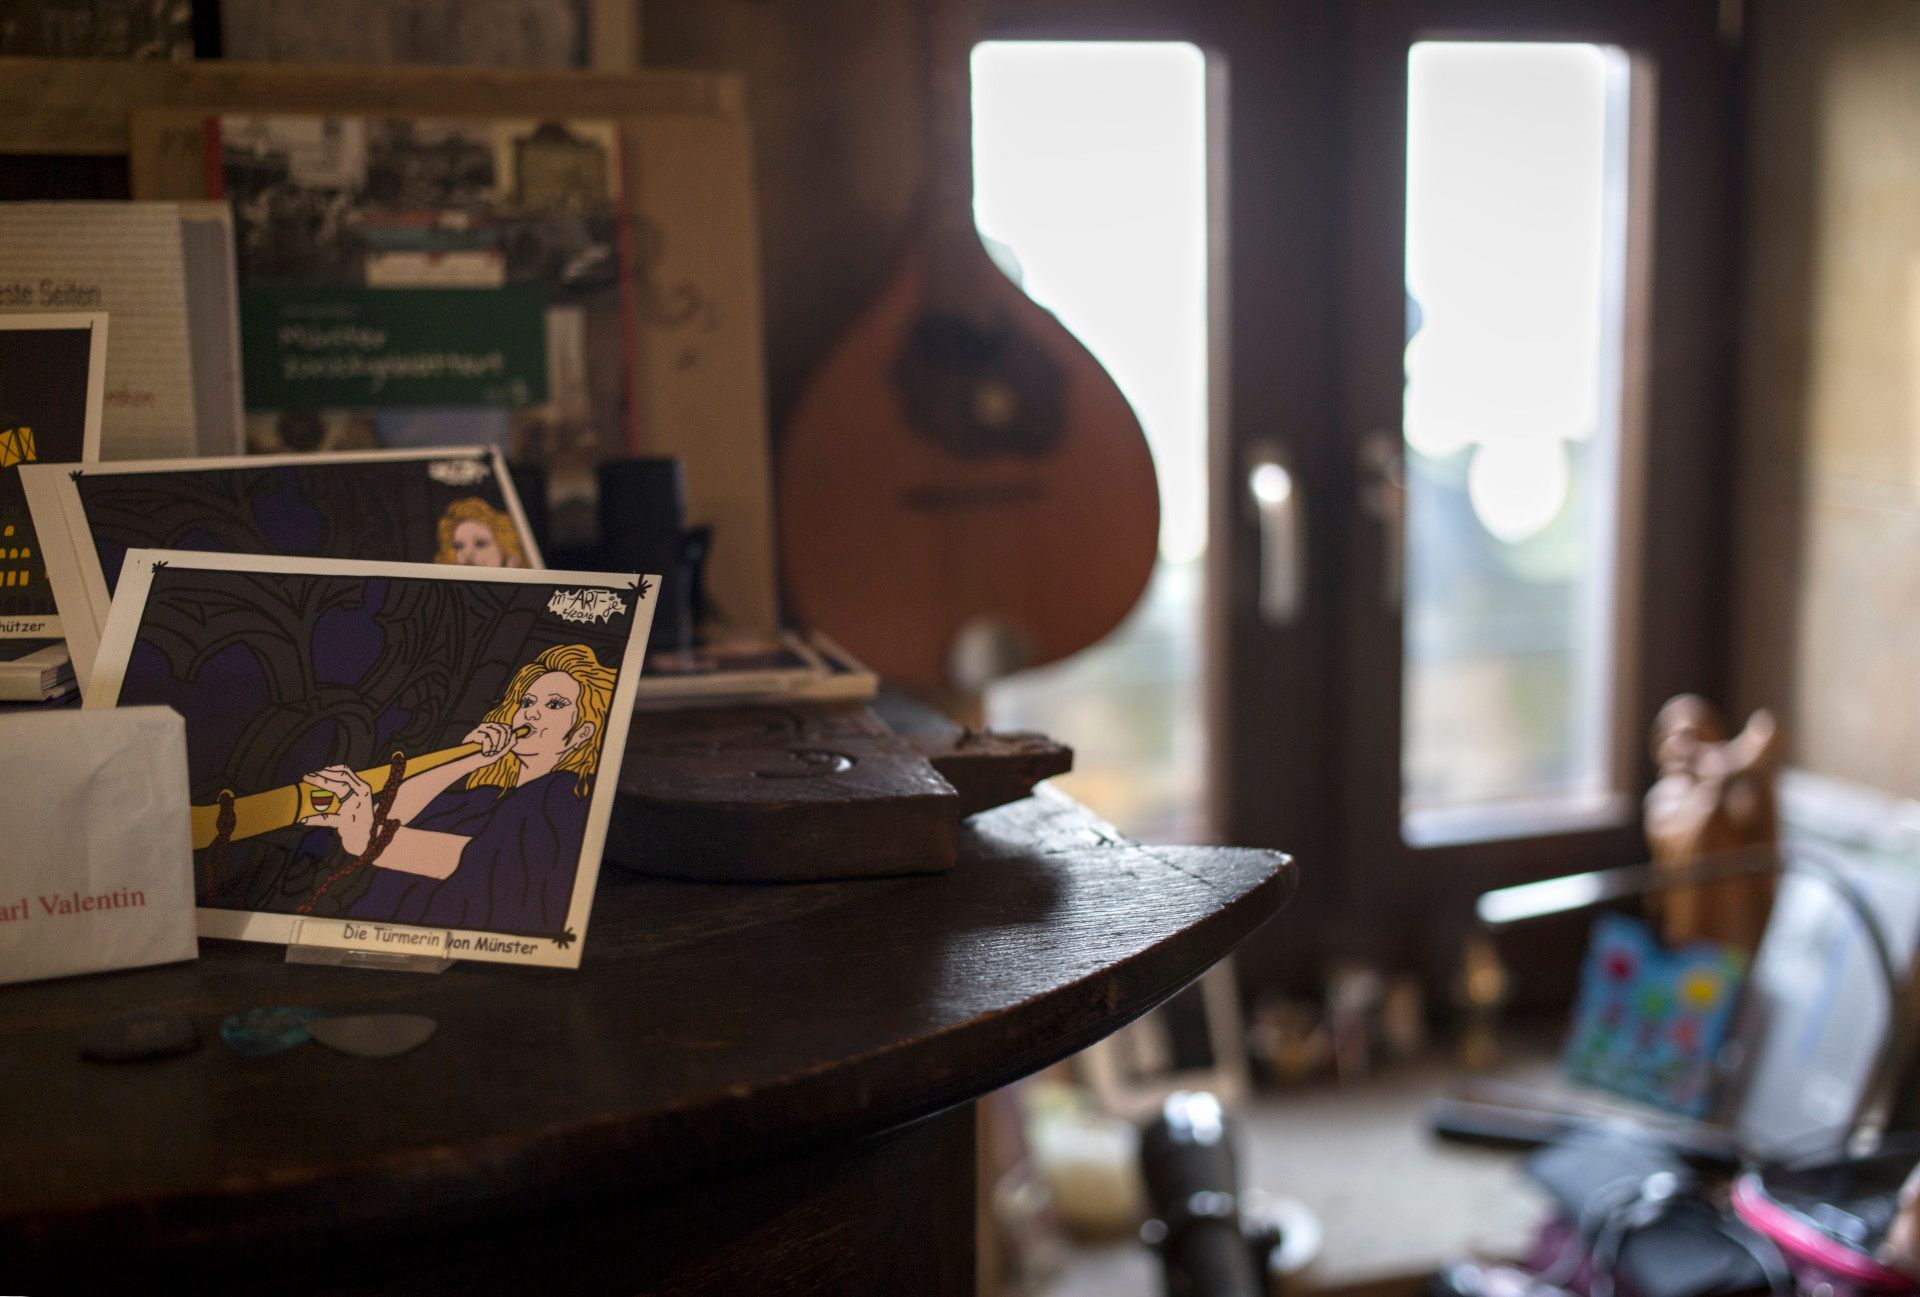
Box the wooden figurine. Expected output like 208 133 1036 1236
1878 1157 1920 1279
1643 694 1783 950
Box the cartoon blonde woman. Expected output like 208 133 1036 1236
301 643 613 934
434 497 527 568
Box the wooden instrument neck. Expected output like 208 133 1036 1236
921 0 983 258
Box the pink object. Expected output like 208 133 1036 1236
1732 1173 1918 1293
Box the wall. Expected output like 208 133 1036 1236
1735 1 1920 796
641 1 925 432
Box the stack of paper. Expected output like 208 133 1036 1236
636 630 878 711
0 641 75 703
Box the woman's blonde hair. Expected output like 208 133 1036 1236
465 643 615 798
434 497 527 567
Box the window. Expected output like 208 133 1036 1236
1400 41 1637 842
971 40 1213 842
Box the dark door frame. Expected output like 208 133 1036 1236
976 0 1742 999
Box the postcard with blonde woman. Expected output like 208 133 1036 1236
85 550 655 968
21 445 540 695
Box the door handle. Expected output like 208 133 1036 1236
1246 442 1303 624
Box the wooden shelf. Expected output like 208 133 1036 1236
0 56 737 156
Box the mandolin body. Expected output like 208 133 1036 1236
778 238 1161 695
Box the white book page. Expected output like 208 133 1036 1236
0 203 198 460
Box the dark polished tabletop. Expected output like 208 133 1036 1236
0 788 1291 1281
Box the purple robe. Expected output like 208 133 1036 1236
347 770 589 935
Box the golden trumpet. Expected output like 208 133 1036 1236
189 724 532 851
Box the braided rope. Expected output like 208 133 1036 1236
298 750 409 914
201 790 245 907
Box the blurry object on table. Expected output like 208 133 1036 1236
1327 962 1386 1081
1021 1080 1145 1240
981 1082 1066 1297
1247 994 1332 1086
1454 931 1512 1072
1734 1144 1920 1292
1719 839 1920 1161
1561 913 1744 1119
1482 1130 1787 1297
1140 1091 1322 1297
1081 963 1247 1122
1383 974 1431 1060
1288 965 1429 1085
1645 694 1782 950
1878 1154 1920 1281
597 457 699 652
1466 795 1920 1161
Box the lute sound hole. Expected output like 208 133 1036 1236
892 310 1067 460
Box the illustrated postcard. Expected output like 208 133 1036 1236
0 311 107 640
21 445 541 693
85 550 657 968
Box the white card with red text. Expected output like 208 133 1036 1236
0 706 197 985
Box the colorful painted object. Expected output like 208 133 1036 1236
1563 912 1745 1117
220 1006 330 1057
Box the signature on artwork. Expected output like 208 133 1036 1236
546 588 628 625
428 458 491 487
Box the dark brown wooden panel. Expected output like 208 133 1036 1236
0 790 1290 1280
0 56 732 156
609 702 961 881
9 1107 978 1297
872 688 1074 817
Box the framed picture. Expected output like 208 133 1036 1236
85 549 656 968
0 312 107 642
22 445 541 692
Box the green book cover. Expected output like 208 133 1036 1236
215 114 629 498
239 284 548 410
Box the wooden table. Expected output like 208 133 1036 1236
0 789 1290 1295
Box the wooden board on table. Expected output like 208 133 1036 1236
608 699 1074 882
872 688 1073 818
609 703 962 882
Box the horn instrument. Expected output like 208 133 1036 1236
189 724 532 851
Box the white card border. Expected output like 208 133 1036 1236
1 310 107 639
87 548 656 970
22 444 540 695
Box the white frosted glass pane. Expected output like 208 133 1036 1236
1402 41 1632 821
